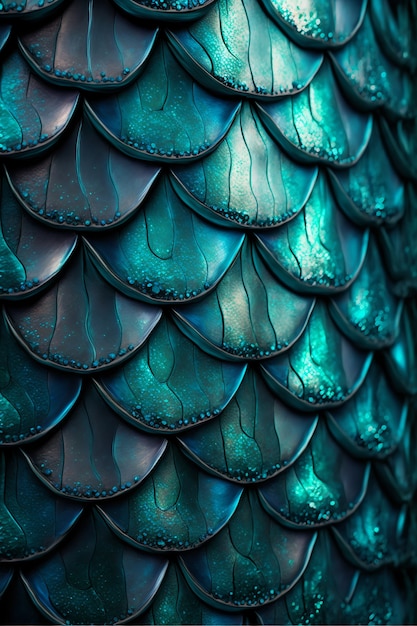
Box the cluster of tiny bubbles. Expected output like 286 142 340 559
36 346 135 370
223 464 280 481
0 278 40 294
290 592 325 624
119 136 211 158
300 142 353 164
137 0 206 9
299 272 352 288
349 526 388 566
135 528 210 549
42 66 131 85
353 306 391 338
279 498 348 525
303 384 350 404
0 424 43 444
44 474 140 498
1 543 47 560
0 134 50 153
221 341 286 358
356 421 389 453
126 275 208 300
213 583 282 606
279 10 338 42
29 203 123 227
130 405 219 430
211 204 298 226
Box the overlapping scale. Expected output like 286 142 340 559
327 361 408 459
384 302 417 395
261 301 372 410
136 563 246 625
255 172 368 293
257 60 372 166
0 314 81 446
380 116 417 179
5 247 162 372
370 0 416 68
330 13 412 118
328 122 405 226
331 473 409 570
99 444 243 551
259 420 370 527
6 115 161 229
179 367 318 482
0 176 77 297
0 452 82 561
167 0 322 98
171 103 318 229
180 490 317 608
0 573 51 626
23 383 167 499
86 176 244 302
0 25 10 49
19 0 158 89
22 509 168 625
174 239 315 360
86 42 240 162
330 236 402 349
96 316 245 433
0 51 78 157
260 0 367 48
113 0 217 20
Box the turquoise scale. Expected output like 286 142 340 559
0 0 416 624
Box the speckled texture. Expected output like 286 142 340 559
0 0 416 624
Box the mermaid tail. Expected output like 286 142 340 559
0 0 416 623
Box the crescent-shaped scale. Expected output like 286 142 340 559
5 246 162 372
258 420 370 527
0 0 64 18
171 102 318 229
95 315 246 433
167 0 323 98
383 302 417 395
255 171 369 293
113 0 217 20
0 51 78 157
85 176 245 302
0 176 77 298
23 383 167 500
0 313 81 446
22 509 169 625
259 0 367 48
370 0 416 69
173 238 315 360
256 59 373 166
85 41 241 162
98 443 243 551
178 367 318 482
19 0 158 90
261 301 373 410
180 490 317 609
0 452 82 562
6 115 160 230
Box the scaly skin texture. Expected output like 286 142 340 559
0 0 416 624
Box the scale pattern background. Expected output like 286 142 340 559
0 0 416 623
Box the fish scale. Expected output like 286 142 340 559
0 0 416 624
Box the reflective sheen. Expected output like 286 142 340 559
96 316 246 432
0 51 78 157
260 0 367 47
262 302 373 409
86 177 244 302
19 0 158 90
86 42 240 162
113 0 217 19
171 103 318 228
255 172 368 293
257 60 372 166
0 0 64 17
24 383 167 499
174 239 315 360
168 0 322 98
179 367 318 482
99 444 243 550
180 490 317 608
330 236 402 348
259 420 370 527
6 115 161 230
6 247 162 372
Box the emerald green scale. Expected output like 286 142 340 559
0 0 416 624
